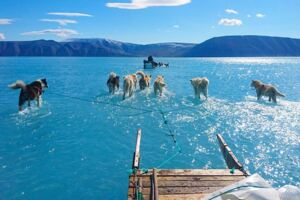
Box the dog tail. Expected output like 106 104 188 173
8 80 26 90
276 90 285 97
136 71 145 79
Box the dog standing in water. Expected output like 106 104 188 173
136 71 151 90
9 78 48 111
190 77 209 99
123 74 137 100
251 80 285 103
153 75 166 96
107 72 120 94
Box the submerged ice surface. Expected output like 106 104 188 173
0 57 299 199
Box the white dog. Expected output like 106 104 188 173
153 75 166 96
123 74 137 100
190 77 209 99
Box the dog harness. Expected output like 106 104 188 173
29 86 42 99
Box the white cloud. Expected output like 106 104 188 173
0 33 5 40
22 29 78 37
256 13 265 18
0 19 13 25
218 18 242 26
173 24 180 28
247 14 251 18
225 9 238 14
40 19 77 26
106 0 191 9
47 12 92 17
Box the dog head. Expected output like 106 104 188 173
190 79 196 87
156 75 165 87
109 72 117 79
157 75 164 81
145 75 151 82
251 80 261 88
41 78 48 88
131 74 137 80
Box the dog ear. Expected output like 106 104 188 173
149 75 152 78
42 78 48 88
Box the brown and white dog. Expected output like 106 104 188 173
107 72 120 94
153 75 166 96
190 77 209 99
123 74 137 100
251 80 285 103
8 78 48 111
136 71 151 90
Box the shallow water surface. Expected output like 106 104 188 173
0 57 300 199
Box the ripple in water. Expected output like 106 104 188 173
1 57 300 199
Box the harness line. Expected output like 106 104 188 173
47 91 184 169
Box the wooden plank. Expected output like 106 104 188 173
129 186 224 195
128 169 245 199
143 169 243 176
130 175 244 182
159 194 207 200
131 194 208 200
139 177 143 193
130 179 240 188
132 129 142 169
151 168 159 200
217 134 243 170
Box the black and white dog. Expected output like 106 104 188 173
9 78 48 111
107 72 120 94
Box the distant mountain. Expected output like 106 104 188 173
185 35 300 57
0 38 195 57
1 36 300 57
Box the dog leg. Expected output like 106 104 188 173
204 88 208 99
159 88 163 96
193 87 197 98
257 93 262 100
129 85 134 97
197 89 201 99
256 90 262 100
269 96 271 102
18 94 25 111
39 96 42 107
272 96 277 103
37 97 40 107
257 96 262 100
28 101 31 107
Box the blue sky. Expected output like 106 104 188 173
0 0 299 44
